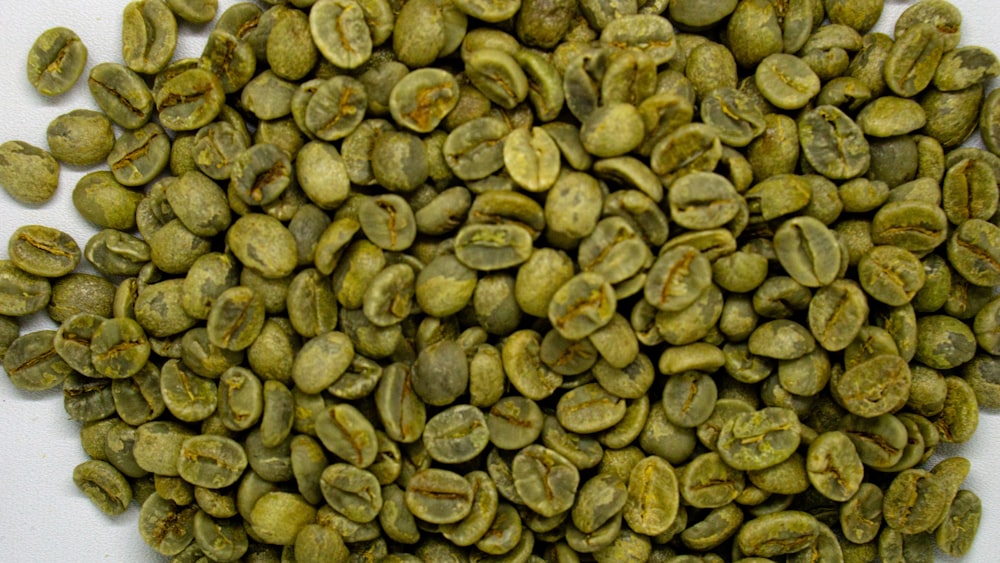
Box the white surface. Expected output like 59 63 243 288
1 1 999 561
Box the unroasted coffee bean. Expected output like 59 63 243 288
948 219 1000 287
249 491 316 546
27 27 88 96
107 122 171 187
311 0 373 70
624 455 679 536
487 396 544 450
885 23 944 98
8 225 80 278
548 273 616 340
755 53 821 110
937 489 982 557
0 141 60 205
305 76 368 141
717 407 801 471
831 355 911 418
226 214 298 279
773 216 841 288
882 468 949 535
738 511 822 558
91 317 150 379
122 0 178 75
405 468 474 524
556 383 626 434
138 493 199 556
315 403 378 468
230 143 292 207
4 330 71 391
806 431 864 502
206 286 265 352
513 445 579 518
858 246 926 306
88 62 154 130
423 405 489 464
359 194 418 252
390 68 460 134
155 67 225 132
46 110 115 166
177 435 248 489
160 360 217 423
799 105 870 180
73 460 133 516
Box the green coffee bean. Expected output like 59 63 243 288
0 141 60 205
122 0 178 75
3 330 71 391
88 62 154 129
27 27 88 96
177 435 248 489
46 110 115 166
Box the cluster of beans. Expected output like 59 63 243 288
1 0 999 561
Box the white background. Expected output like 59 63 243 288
0 1 998 561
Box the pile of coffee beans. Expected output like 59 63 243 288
1 0 997 561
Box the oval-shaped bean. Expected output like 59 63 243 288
177 435 248 489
